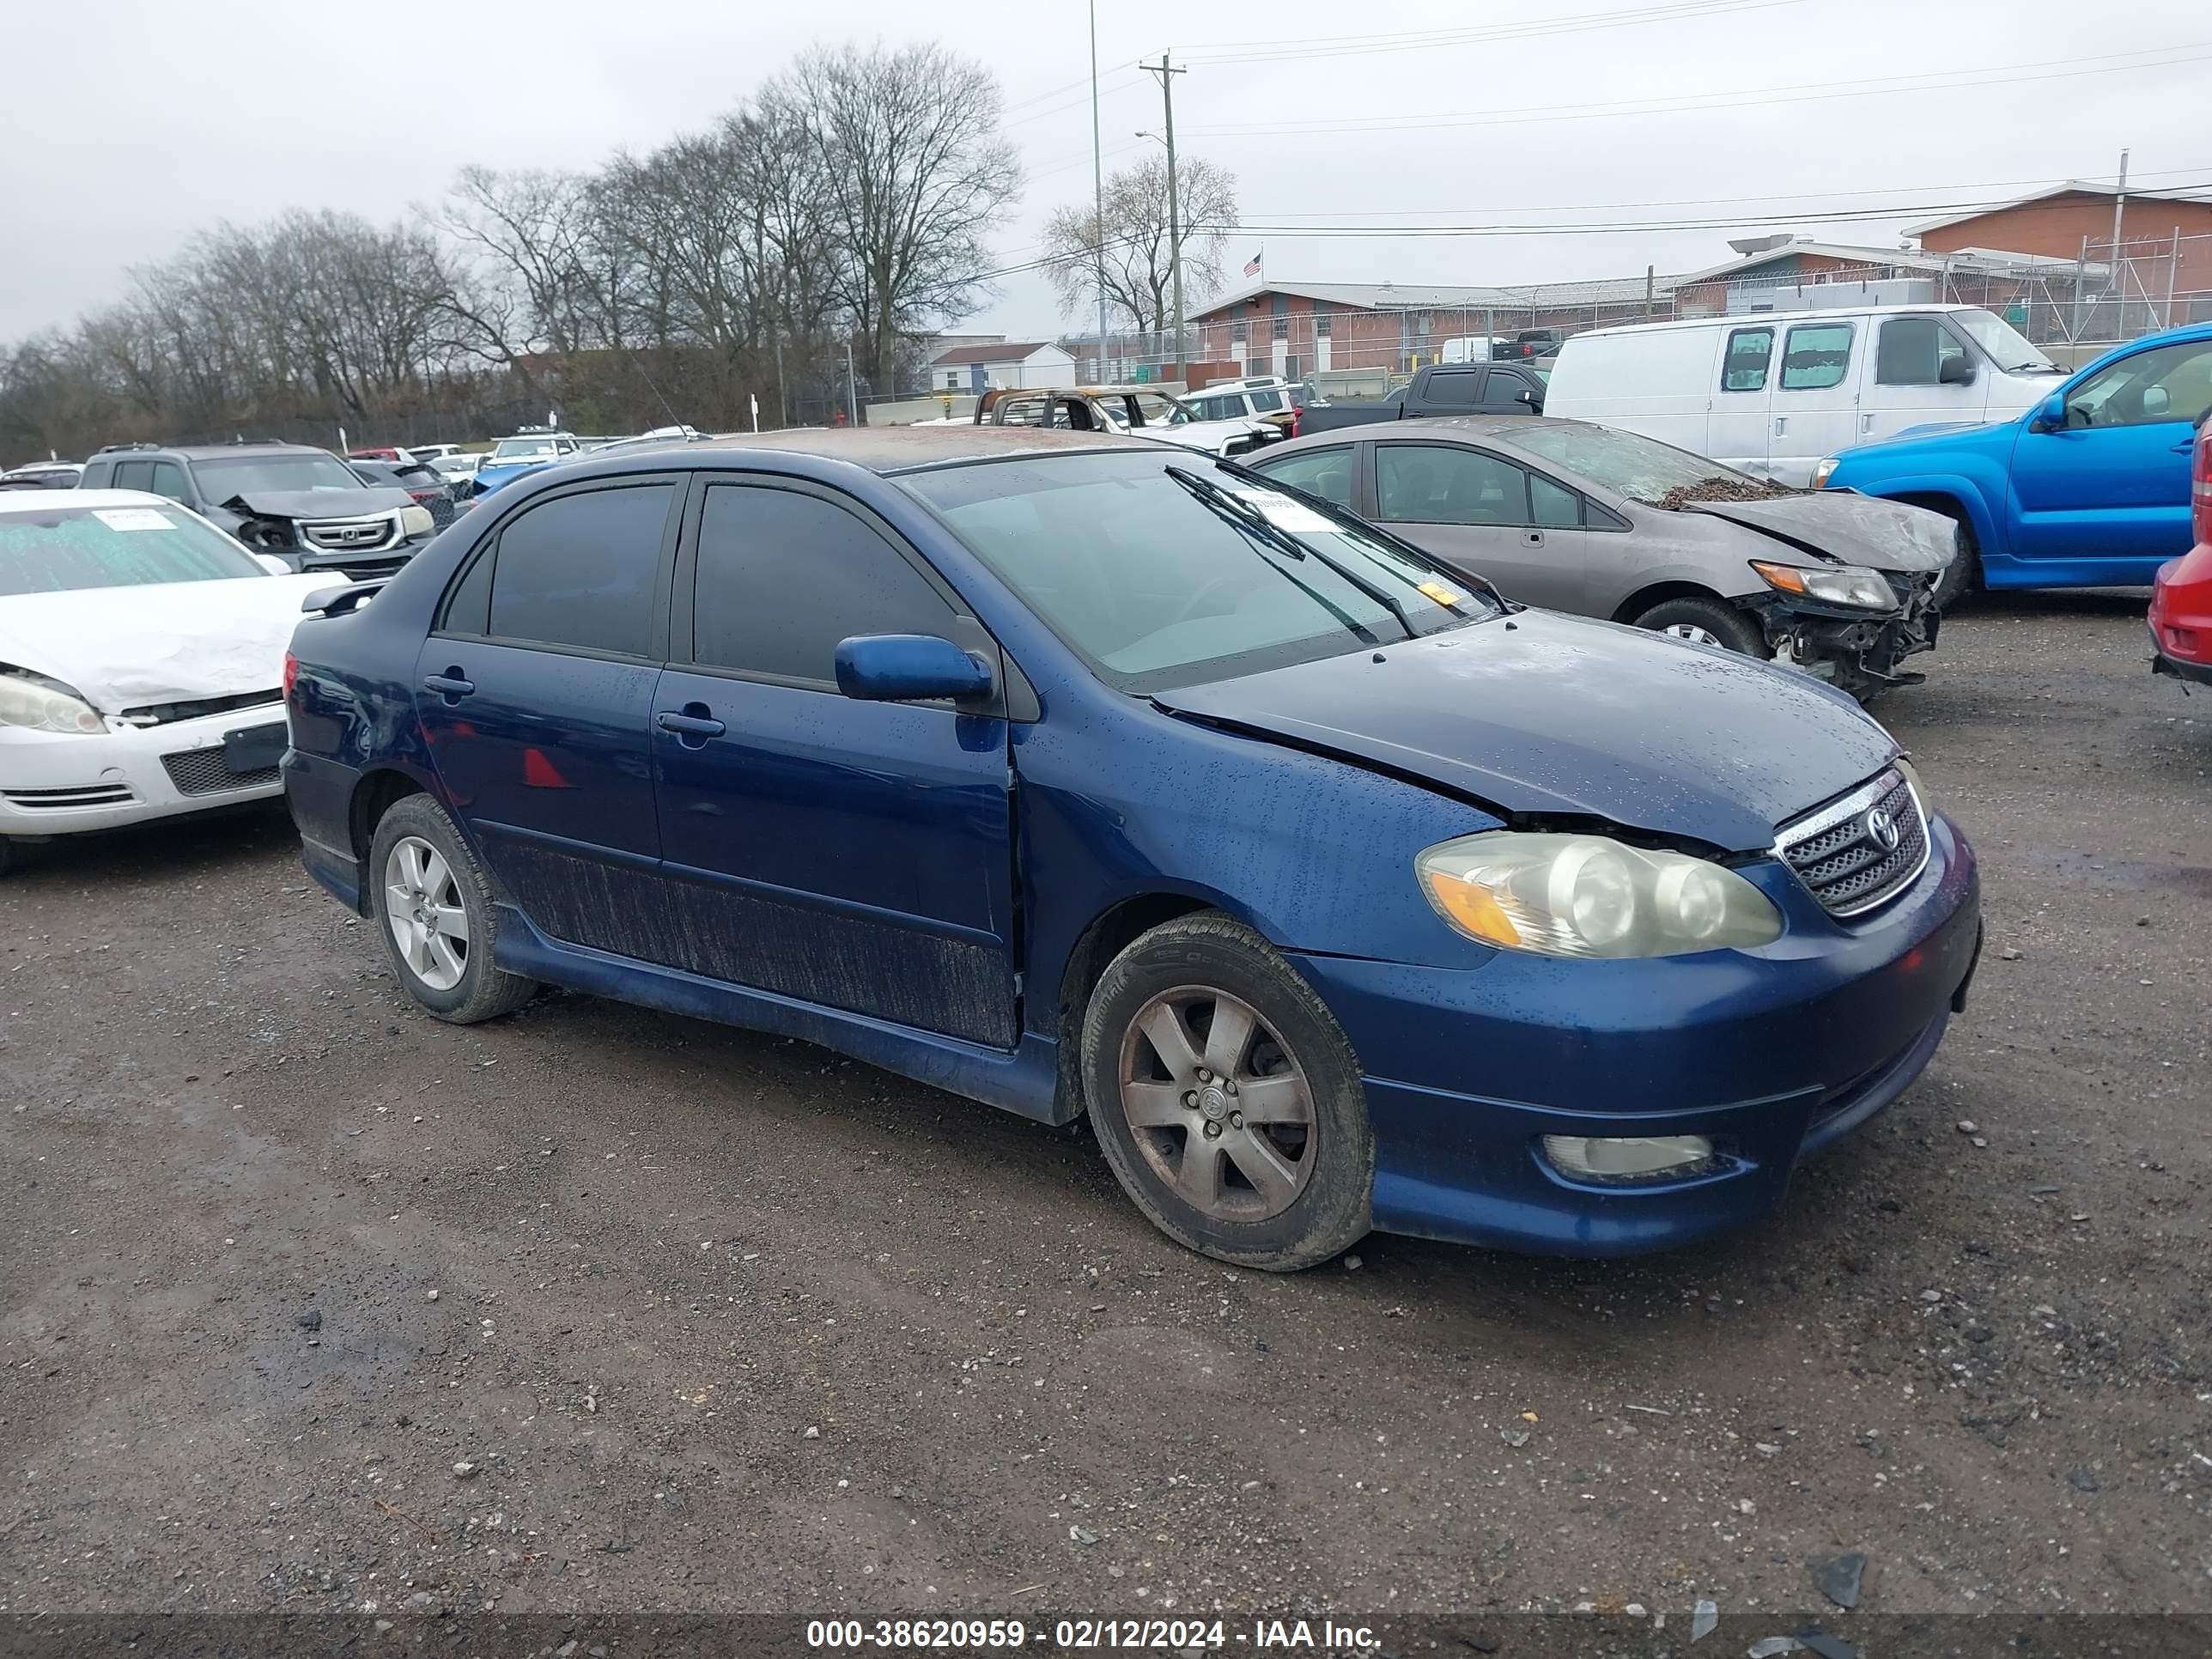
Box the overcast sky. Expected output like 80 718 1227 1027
4 0 2207 345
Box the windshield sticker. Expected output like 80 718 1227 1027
1417 580 1470 607
1228 488 1337 533
93 507 178 532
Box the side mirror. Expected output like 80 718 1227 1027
834 634 993 704
1937 356 1976 386
2029 392 2068 432
254 553 293 576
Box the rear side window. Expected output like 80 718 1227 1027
1529 473 1581 527
484 484 673 656
1780 323 1854 391
113 459 155 489
1421 369 1481 402
1721 327 1773 392
690 485 957 684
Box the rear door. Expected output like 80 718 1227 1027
1707 323 1775 476
1407 367 1486 415
1767 319 1862 487
1369 439 1590 610
650 477 1019 1048
414 477 679 951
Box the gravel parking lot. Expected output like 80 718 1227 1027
2 592 2206 1631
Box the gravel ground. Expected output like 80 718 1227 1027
1 590 2206 1630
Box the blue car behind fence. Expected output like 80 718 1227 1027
283 427 1982 1269
1817 321 2212 599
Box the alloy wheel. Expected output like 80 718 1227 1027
1663 622 1725 648
384 835 470 992
1117 987 1316 1222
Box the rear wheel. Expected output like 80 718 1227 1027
368 793 537 1024
1081 912 1373 1271
1633 595 1767 656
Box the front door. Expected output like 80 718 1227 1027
2008 334 2212 576
1854 313 1984 447
651 477 1019 1048
1766 319 1862 487
414 477 681 950
1368 440 1589 611
1707 323 1775 476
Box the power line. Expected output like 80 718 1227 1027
1174 0 1810 64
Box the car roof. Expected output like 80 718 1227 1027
0 487 176 515
1262 413 1618 457
96 441 325 459
1570 303 1988 342
678 425 1155 475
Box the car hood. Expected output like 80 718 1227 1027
1682 494 1955 573
1153 609 1893 852
219 488 414 520
0 574 328 709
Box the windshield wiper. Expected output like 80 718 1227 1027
1164 464 1417 638
1162 465 1389 641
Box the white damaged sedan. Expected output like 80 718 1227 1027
1 489 334 874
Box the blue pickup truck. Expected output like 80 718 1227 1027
1815 321 2212 602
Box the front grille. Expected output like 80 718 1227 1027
3 783 136 809
118 690 282 728
301 516 399 553
159 748 280 798
1774 768 1929 918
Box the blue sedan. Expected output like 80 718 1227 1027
282 427 1981 1269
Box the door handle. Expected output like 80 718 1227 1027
1861 414 1875 434
1774 416 1789 435
655 706 726 742
422 670 474 701
2174 438 2197 453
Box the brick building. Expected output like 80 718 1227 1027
1907 182 2212 261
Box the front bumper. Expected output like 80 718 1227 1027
1291 810 1981 1255
0 705 289 838
1755 577 1941 700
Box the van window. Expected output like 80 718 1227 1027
1780 324 1854 392
1721 328 1774 392
1875 317 1970 386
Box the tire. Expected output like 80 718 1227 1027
367 793 537 1024
1633 595 1767 656
0 837 15 879
1928 507 1981 611
1080 911 1373 1271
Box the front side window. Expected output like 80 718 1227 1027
1875 317 1970 386
1251 446 1356 508
0 501 267 596
1780 323 1854 391
1721 327 1774 392
902 451 1486 694
1376 444 1528 526
692 486 957 684
2061 339 2212 428
190 452 365 501
484 484 673 656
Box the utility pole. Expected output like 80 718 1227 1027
843 341 859 427
2109 148 2130 294
1091 2 1109 382
1142 52 1188 380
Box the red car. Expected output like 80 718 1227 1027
2150 420 2212 687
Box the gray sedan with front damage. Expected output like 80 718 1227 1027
1249 416 1955 702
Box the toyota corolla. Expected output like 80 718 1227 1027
282 428 1981 1270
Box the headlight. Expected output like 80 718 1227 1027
0 666 106 735
1811 456 1842 489
1894 754 1931 814
1750 559 1897 611
398 504 435 538
1417 831 1782 958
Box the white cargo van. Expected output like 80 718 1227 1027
1542 304 2063 487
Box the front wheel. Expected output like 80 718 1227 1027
368 793 538 1024
1632 595 1767 656
1929 508 1982 611
1080 913 1373 1271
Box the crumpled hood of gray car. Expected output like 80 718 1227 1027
1682 494 1956 573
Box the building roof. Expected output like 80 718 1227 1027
1192 273 1681 320
1905 181 2212 237
929 340 1066 367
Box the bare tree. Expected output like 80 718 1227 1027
434 167 599 358
769 42 1022 387
1043 153 1237 337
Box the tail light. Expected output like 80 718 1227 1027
409 489 442 503
2192 423 2211 548
283 650 300 702
1290 408 1302 438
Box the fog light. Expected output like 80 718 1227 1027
1542 1133 1715 1183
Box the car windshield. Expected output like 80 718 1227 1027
494 437 562 459
0 501 267 595
1510 422 1753 504
902 450 1495 694
191 453 365 499
1950 309 2058 374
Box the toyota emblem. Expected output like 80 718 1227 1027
1864 806 1900 853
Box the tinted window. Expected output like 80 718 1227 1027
1376 445 1527 526
1251 447 1356 508
113 459 154 489
2062 339 2212 428
1248 387 1285 413
1529 473 1581 528
1420 369 1482 403
486 484 672 656
1875 317 1970 386
147 459 188 501
1721 327 1773 392
1780 323 1853 391
691 485 956 684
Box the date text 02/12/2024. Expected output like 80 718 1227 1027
803 1618 1378 1650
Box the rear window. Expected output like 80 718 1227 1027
191 453 364 500
0 501 266 595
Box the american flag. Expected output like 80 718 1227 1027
1243 251 1263 277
